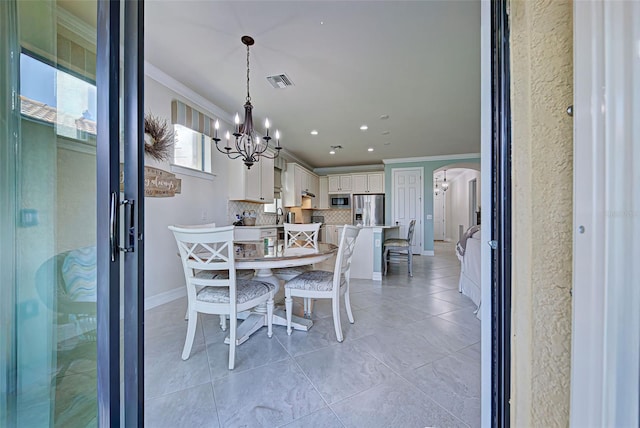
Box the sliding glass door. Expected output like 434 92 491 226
0 0 144 425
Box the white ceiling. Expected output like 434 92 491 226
61 1 482 169
144 1 481 169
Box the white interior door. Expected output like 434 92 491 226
392 168 423 254
433 190 446 240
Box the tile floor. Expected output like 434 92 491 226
144 242 480 428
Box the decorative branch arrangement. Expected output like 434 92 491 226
144 113 174 161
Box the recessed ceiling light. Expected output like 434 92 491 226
379 114 389 120
329 150 336 155
360 125 368 131
368 147 374 152
310 130 318 135
382 131 390 135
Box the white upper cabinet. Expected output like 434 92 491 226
340 172 384 194
228 155 274 203
283 163 318 207
328 174 352 193
328 175 340 193
352 174 368 193
309 174 319 198
300 169 318 195
367 172 384 193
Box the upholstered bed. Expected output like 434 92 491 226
457 226 481 318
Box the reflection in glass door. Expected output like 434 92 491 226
0 1 144 425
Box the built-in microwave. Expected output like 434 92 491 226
330 196 351 209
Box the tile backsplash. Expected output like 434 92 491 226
312 209 352 225
228 201 276 225
228 202 352 226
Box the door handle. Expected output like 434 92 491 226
120 199 135 253
109 192 118 261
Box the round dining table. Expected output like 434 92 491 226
229 240 338 345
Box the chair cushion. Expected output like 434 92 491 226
383 239 410 248
196 279 275 304
236 269 255 280
285 270 345 292
273 265 312 278
195 269 254 280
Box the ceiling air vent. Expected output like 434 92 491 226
266 74 294 89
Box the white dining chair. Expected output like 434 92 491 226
383 219 416 277
273 222 321 317
172 222 255 277
169 225 275 369
174 223 254 331
284 224 361 342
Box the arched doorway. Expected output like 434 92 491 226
433 164 481 244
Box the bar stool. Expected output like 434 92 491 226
383 219 416 277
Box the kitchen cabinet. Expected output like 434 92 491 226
324 225 339 245
367 173 384 193
309 174 319 199
327 174 352 193
352 172 384 193
301 170 311 193
352 174 367 193
305 173 320 209
283 163 318 207
228 155 274 203
318 176 330 209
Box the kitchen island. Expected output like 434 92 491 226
330 225 400 281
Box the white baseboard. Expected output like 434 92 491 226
144 286 185 311
372 272 382 281
422 250 435 256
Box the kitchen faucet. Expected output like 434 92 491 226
276 207 284 225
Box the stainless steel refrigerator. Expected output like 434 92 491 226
352 194 385 226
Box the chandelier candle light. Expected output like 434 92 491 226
213 35 282 169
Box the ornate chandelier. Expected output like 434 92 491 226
213 35 281 169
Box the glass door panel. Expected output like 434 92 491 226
14 2 99 425
1 0 143 425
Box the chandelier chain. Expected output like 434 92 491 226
246 44 251 102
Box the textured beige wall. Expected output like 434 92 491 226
510 0 574 426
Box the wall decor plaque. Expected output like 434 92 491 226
120 165 182 197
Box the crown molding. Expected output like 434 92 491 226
382 153 481 164
144 61 234 124
313 164 384 176
279 153 314 172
